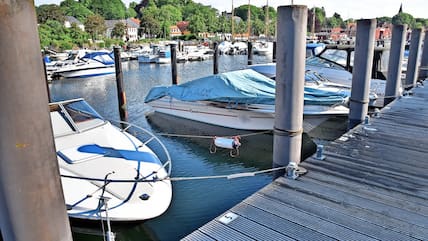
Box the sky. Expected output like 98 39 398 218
34 0 428 20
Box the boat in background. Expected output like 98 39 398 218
144 69 349 133
51 98 172 221
50 51 115 79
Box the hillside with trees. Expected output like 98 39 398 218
36 0 427 51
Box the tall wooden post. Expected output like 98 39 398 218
273 5 307 178
0 2 73 240
213 42 219 74
170 43 178 85
384 24 407 106
404 28 423 89
348 19 376 129
272 41 277 63
113 46 128 128
247 41 253 65
419 30 428 80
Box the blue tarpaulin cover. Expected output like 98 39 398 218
145 69 348 106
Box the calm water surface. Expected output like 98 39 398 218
50 55 317 241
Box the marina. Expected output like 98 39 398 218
1 2 428 241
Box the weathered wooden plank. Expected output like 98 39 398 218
231 203 332 241
275 178 428 228
303 157 428 199
181 230 216 241
244 191 377 241
326 140 428 169
198 220 255 241
218 209 296 241
259 181 421 240
301 163 428 208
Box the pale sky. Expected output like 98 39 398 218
34 0 428 19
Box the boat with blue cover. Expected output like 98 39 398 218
144 69 350 132
50 98 172 221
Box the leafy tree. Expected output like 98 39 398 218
140 12 161 37
376 16 392 27
60 0 93 22
188 14 207 34
85 14 106 40
327 12 344 28
392 12 415 28
87 0 127 20
415 18 428 28
127 2 138 18
36 4 65 24
112 22 127 39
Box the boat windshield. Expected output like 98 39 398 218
50 99 105 135
306 56 346 70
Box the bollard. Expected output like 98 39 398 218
419 30 428 80
170 43 178 85
213 42 219 74
384 24 407 106
113 46 128 129
404 28 422 89
348 19 376 130
247 41 253 65
273 5 307 179
0 1 73 240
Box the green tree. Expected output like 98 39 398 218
85 14 106 40
188 14 207 34
376 16 392 26
140 12 161 37
327 12 344 28
60 0 93 22
87 0 127 20
127 2 138 18
392 12 415 28
36 4 65 24
112 22 127 39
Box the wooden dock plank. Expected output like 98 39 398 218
243 192 378 241
181 230 216 241
197 220 255 241
230 203 332 241
259 181 422 240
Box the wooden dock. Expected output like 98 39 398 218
182 82 428 241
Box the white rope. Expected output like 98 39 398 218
157 130 271 139
168 166 286 181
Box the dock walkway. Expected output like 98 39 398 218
183 82 428 240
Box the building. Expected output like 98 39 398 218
64 16 84 31
105 18 140 42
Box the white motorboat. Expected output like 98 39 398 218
253 41 273 56
51 51 116 79
144 70 350 133
50 98 172 221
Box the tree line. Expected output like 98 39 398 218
36 0 427 51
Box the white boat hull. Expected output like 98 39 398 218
51 99 172 221
147 97 349 133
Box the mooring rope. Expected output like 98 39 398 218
60 165 284 183
157 130 272 139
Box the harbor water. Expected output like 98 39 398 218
48 54 343 241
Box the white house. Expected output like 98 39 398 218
64 16 85 31
105 18 140 42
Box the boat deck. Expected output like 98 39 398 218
182 82 428 240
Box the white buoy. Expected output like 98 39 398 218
214 136 241 149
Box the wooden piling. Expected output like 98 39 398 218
404 29 422 89
0 1 73 240
272 41 277 63
419 30 428 80
385 24 407 106
113 46 128 128
213 42 219 74
273 5 307 177
247 41 253 65
170 43 178 85
348 19 376 129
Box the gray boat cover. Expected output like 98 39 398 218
144 69 348 105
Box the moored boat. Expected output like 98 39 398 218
144 69 349 133
50 98 172 221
